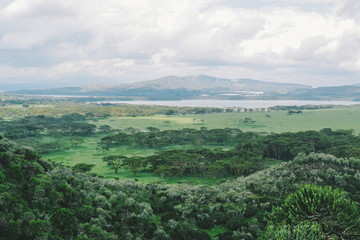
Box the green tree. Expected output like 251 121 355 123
70 137 84 147
102 155 127 173
98 125 112 133
72 163 95 173
51 208 78 238
260 221 327 240
267 184 360 239
122 157 142 176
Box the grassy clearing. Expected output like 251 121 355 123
93 106 360 133
43 136 160 183
43 106 360 183
43 134 231 184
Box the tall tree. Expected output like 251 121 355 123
122 157 143 176
102 155 127 174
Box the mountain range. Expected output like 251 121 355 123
7 75 360 101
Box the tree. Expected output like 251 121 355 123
260 221 327 240
97 141 110 152
102 155 127 173
268 184 360 239
72 163 95 173
164 109 176 115
27 219 52 239
36 141 64 154
205 163 224 180
154 165 179 178
70 137 84 147
98 125 112 133
51 208 78 238
122 157 142 176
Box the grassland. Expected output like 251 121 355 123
41 105 360 183
92 105 360 133
44 136 233 184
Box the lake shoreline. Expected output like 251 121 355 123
94 99 360 108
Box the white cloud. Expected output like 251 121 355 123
0 0 359 87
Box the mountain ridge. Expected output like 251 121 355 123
6 75 360 101
126 75 311 91
8 75 310 93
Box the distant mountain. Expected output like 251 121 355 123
127 75 310 93
291 85 360 100
9 75 311 99
7 75 360 101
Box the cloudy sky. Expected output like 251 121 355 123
1 0 360 89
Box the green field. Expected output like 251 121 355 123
44 136 233 184
92 106 360 133
44 136 160 183
42 106 360 183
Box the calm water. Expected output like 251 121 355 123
98 100 360 108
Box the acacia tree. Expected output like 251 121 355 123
70 137 84 147
102 155 127 173
72 163 95 173
122 157 142 176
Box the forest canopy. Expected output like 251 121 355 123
0 136 359 239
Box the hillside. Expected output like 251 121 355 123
0 136 359 239
8 75 360 101
8 75 311 100
127 75 309 92
291 85 360 100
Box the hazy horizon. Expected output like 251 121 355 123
1 73 360 91
1 0 360 89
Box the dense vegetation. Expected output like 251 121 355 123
99 128 360 179
0 97 226 119
99 127 360 158
0 114 97 139
1 99 360 239
0 136 359 239
98 128 258 149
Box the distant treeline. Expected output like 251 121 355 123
268 105 334 111
99 128 259 149
0 102 229 119
104 148 265 179
100 128 360 159
101 128 360 180
0 114 98 139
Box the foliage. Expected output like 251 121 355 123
141 148 264 178
102 155 127 173
99 128 360 161
260 221 327 240
266 184 360 239
0 122 360 240
72 163 95 173
0 114 96 139
98 127 254 149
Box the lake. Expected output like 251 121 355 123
97 100 360 108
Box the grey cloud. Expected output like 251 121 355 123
0 0 359 88
338 0 360 22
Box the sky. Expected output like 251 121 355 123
1 0 360 90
